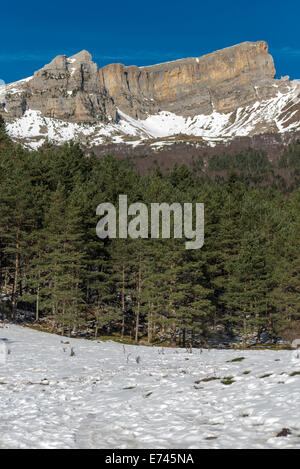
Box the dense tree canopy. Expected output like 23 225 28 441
0 131 299 345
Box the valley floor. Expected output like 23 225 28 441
0 324 299 449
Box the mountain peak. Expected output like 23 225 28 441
68 50 93 63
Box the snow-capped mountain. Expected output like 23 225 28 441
1 41 300 150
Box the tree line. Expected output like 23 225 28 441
0 120 299 345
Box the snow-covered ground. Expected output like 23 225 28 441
0 324 299 449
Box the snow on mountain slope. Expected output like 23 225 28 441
1 43 300 150
5 81 300 150
0 324 300 449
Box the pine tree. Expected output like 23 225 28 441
222 232 273 345
271 191 300 335
0 148 38 317
40 185 85 334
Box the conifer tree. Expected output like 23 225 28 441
40 185 85 334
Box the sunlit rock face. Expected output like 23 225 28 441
1 41 299 149
2 50 116 123
100 41 284 119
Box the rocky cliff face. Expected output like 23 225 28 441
100 41 283 118
1 41 299 149
2 50 117 122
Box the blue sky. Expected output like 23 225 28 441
0 0 299 83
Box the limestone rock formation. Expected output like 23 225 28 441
1 41 299 149
2 50 116 123
100 41 285 118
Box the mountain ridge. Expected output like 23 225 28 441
1 41 299 149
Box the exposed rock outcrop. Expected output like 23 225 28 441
1 41 299 149
3 50 117 123
100 41 285 118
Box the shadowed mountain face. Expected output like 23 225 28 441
89 130 300 181
1 41 299 149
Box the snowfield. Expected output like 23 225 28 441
0 324 300 449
